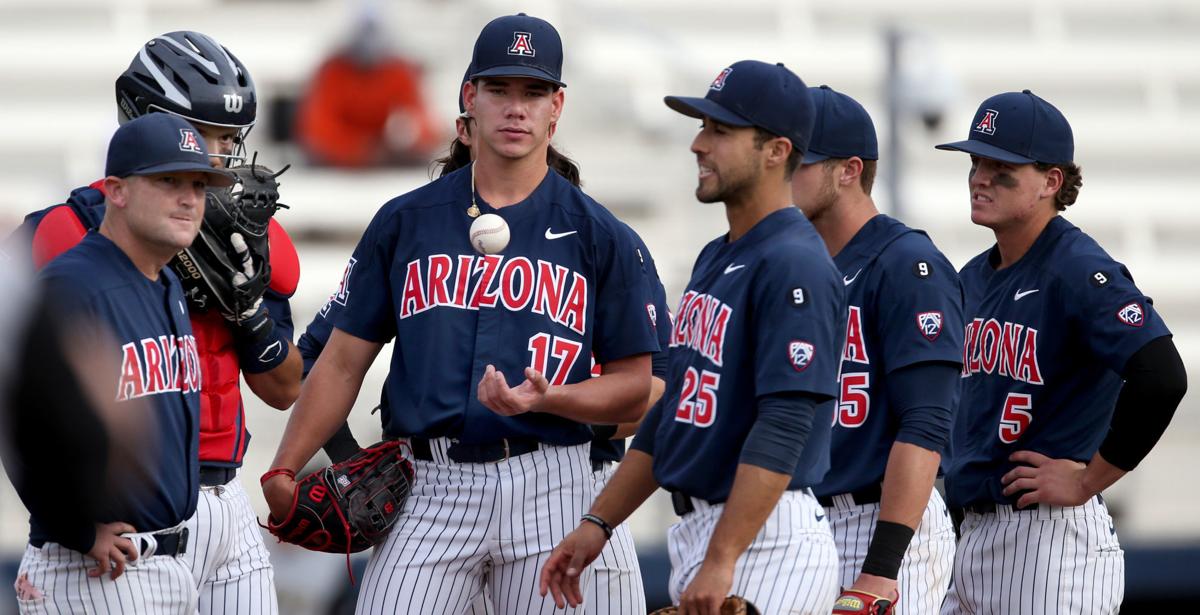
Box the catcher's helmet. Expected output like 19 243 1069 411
115 31 257 155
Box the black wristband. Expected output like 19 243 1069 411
234 305 288 373
861 520 916 580
580 513 614 540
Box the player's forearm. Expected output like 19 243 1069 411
704 463 790 566
244 342 302 409
610 375 666 439
271 331 380 472
1081 452 1127 495
540 354 651 423
878 441 942 529
588 449 659 526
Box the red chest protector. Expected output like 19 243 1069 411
33 193 300 466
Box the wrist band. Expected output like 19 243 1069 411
861 520 916 579
260 468 296 486
580 513 614 540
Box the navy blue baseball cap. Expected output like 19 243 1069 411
665 60 815 156
106 113 234 186
803 85 878 164
468 13 565 87
936 90 1073 165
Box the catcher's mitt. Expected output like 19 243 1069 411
650 596 759 615
832 589 895 615
264 440 414 579
170 155 290 318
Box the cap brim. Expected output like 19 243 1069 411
663 96 754 128
802 150 832 165
935 139 1035 164
469 66 566 87
131 162 236 187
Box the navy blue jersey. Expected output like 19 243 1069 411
333 165 659 445
635 207 844 503
814 215 964 497
945 216 1171 507
33 232 201 543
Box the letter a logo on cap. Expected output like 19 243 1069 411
974 109 999 135
179 129 202 154
508 32 536 57
710 67 733 91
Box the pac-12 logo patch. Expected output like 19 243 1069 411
788 340 814 372
917 311 943 341
1117 302 1144 327
710 67 733 91
179 128 202 154
974 109 999 135
646 303 658 329
508 32 536 57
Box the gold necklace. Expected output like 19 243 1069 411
466 162 481 218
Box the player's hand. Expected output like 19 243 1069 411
844 573 899 606
1001 450 1090 507
262 474 298 522
539 522 607 609
678 559 735 615
477 364 549 417
86 522 138 580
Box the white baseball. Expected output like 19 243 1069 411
469 213 510 255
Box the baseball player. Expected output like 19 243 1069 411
794 86 961 614
542 60 844 615
935 90 1187 614
264 14 659 615
9 31 302 615
14 113 233 613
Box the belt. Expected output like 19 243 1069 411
200 466 237 487
955 501 1039 515
671 490 696 516
591 459 611 473
410 437 540 464
31 527 189 557
816 483 882 507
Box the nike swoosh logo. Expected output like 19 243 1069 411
843 269 862 286
724 263 746 274
545 227 577 240
815 512 826 522
1013 289 1040 301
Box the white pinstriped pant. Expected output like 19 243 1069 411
181 473 278 615
941 495 1124 615
462 459 647 615
667 489 840 614
355 440 595 615
824 488 955 614
15 523 197 614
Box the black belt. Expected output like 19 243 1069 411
591 459 611 473
410 437 540 464
671 491 696 516
956 501 1039 515
32 527 188 557
200 466 237 487
816 483 882 507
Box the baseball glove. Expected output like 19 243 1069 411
170 155 290 318
264 440 414 561
650 596 759 615
832 589 895 615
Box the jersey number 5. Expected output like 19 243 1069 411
998 393 1032 443
527 333 583 386
676 367 720 428
836 372 871 427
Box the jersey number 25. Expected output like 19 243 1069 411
676 367 720 428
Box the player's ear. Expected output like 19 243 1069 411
550 87 564 124
765 136 792 172
103 176 128 209
1040 166 1064 199
840 157 864 189
463 80 478 116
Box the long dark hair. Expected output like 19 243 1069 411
433 121 581 187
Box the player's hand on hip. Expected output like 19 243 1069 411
262 474 298 522
477 364 548 416
87 522 138 580
539 521 607 609
678 559 735 615
1002 450 1090 507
